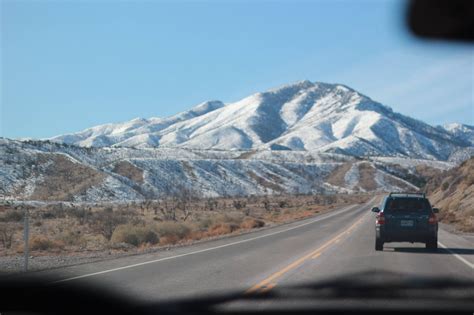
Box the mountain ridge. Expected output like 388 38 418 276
48 81 471 161
1 137 453 202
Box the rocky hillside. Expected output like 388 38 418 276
438 123 474 146
1 138 454 202
425 157 474 232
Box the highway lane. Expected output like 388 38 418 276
30 196 474 302
257 208 474 293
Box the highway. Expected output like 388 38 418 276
34 197 474 302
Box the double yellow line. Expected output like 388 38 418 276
245 215 365 294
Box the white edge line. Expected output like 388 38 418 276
53 197 376 283
438 241 474 270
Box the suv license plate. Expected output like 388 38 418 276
401 220 414 227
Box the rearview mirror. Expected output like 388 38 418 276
432 207 439 213
371 207 380 213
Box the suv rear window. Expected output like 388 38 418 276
384 197 431 213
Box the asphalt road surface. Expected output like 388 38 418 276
28 197 474 302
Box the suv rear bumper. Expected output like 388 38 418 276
376 226 437 242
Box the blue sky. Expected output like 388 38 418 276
2 0 473 139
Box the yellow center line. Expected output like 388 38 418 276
259 283 276 293
311 252 322 259
245 215 366 294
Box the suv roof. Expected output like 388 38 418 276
388 192 426 199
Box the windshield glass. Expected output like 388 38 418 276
1 0 473 312
384 198 432 213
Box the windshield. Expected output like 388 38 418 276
1 0 473 312
384 198 432 213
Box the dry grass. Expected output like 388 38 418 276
31 154 106 201
326 162 352 187
111 161 144 183
240 217 265 229
0 193 371 256
154 221 191 239
247 171 284 193
383 174 413 191
207 223 240 236
111 224 159 246
29 235 64 251
357 163 377 191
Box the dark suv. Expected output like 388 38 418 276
372 193 439 251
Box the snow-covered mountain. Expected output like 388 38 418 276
51 100 225 147
438 123 474 146
3 80 472 202
49 81 471 161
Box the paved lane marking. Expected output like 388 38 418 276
259 283 276 293
245 215 367 294
53 199 375 284
311 252 322 259
438 241 474 270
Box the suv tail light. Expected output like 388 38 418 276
428 213 437 224
376 212 385 225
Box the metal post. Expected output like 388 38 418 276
23 208 29 272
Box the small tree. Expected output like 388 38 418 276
233 200 246 210
278 200 288 208
173 185 196 221
205 198 217 211
91 208 126 241
263 198 271 212
160 200 177 221
0 223 16 249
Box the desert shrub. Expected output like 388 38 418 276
59 230 86 246
240 217 265 229
41 206 68 219
233 200 246 210
441 181 449 191
91 208 127 241
0 223 17 249
41 211 56 219
207 223 239 236
159 235 181 245
212 214 244 226
263 200 271 212
30 236 64 251
197 217 213 230
111 224 159 247
66 207 91 224
278 200 289 208
81 234 107 250
0 210 23 222
185 230 205 241
154 221 191 239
